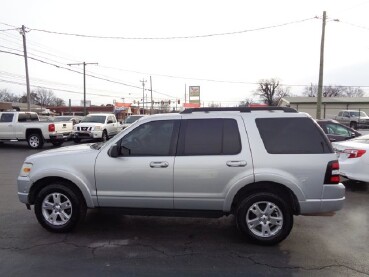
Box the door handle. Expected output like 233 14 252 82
150 161 169 168
226 160 247 167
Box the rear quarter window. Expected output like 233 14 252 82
256 117 333 154
178 118 241 155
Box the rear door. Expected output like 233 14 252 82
173 115 254 210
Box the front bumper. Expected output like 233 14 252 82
72 130 103 140
17 176 32 204
299 183 345 215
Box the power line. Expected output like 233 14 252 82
0 28 17 32
0 49 141 88
0 50 178 99
27 17 316 40
339 20 369 31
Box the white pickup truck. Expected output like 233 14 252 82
334 110 369 130
0 112 73 149
72 113 120 143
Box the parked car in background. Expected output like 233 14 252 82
332 134 369 183
317 119 361 142
72 113 120 143
121 115 145 129
0 112 73 148
334 110 369 130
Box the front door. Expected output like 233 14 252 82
95 119 180 209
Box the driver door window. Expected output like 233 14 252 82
121 120 179 156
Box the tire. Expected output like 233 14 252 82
51 141 63 147
73 138 81 143
236 192 293 246
34 183 86 233
101 130 108 142
350 122 357 130
27 133 44 149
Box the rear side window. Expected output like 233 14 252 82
256 118 332 154
178 118 241 155
18 113 39 122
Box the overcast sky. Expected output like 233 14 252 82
1 0 369 107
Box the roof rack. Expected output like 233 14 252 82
180 107 297 114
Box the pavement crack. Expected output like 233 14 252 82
233 253 369 275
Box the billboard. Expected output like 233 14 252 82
189 86 200 104
80 100 91 107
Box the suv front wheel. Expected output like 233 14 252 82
236 192 293 245
34 183 86 233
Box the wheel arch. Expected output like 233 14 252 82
26 128 44 139
230 181 301 215
28 176 90 208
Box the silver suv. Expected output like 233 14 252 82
17 107 345 245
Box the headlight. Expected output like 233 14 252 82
20 163 33 177
94 126 102 131
73 126 78 131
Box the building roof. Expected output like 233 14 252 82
280 97 369 105
0 102 13 111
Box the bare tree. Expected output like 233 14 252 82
303 84 365 97
52 97 65 106
19 89 65 107
209 102 221 108
255 78 290 106
239 97 254 107
344 87 365 97
0 89 21 102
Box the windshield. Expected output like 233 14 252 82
125 116 143 124
349 111 368 117
81 115 106 124
54 116 72 122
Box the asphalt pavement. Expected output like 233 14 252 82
0 141 368 276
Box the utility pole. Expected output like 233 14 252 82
68 62 98 116
316 11 326 119
140 79 147 115
20 25 31 112
150 76 153 115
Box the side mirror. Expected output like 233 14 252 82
108 144 120 158
107 120 113 124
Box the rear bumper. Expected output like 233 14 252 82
299 183 345 215
49 132 71 141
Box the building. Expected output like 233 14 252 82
279 97 369 119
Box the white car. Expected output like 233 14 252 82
121 115 146 129
72 113 120 143
332 134 369 182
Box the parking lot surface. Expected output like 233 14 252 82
0 141 368 276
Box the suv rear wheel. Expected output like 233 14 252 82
236 192 293 245
34 183 86 233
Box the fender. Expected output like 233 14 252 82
223 172 306 212
30 168 97 208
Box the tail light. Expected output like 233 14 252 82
343 149 366 159
324 160 340 184
48 124 55 132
